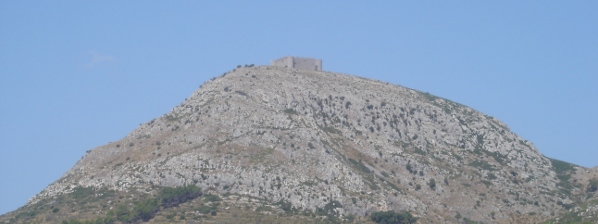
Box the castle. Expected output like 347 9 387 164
270 56 322 71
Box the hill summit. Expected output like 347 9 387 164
2 65 597 223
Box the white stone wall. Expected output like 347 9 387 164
271 56 322 71
270 56 293 68
293 57 322 71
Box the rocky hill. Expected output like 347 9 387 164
2 65 597 223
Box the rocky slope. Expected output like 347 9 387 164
2 65 597 223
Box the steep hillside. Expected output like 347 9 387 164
2 66 596 223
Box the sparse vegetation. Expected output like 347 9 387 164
588 178 598 193
284 108 298 115
203 193 221 203
57 185 203 224
371 210 417 224
550 158 576 174
406 163 414 174
469 160 495 171
487 173 497 180
348 158 371 173
160 185 202 207
319 125 340 134
549 158 578 197
413 147 426 156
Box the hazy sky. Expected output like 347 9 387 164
1 1 596 215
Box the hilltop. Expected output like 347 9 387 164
2 66 597 223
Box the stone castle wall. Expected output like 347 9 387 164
271 56 322 71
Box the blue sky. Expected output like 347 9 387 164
1 1 596 215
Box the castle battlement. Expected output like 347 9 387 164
270 56 322 71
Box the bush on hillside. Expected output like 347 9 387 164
371 211 417 224
588 178 598 193
160 185 202 207
61 185 203 224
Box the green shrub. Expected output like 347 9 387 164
283 108 298 115
160 185 202 207
276 200 294 213
70 186 95 200
588 178 598 193
133 198 159 221
371 211 417 224
428 179 436 190
203 194 222 202
413 147 426 156
550 158 575 174
166 213 176 220
406 163 414 174
197 205 213 214
235 90 248 96
469 160 495 171
348 158 371 173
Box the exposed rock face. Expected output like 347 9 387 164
17 66 596 223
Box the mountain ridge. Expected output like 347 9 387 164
2 65 597 223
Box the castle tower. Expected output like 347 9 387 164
271 56 322 71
